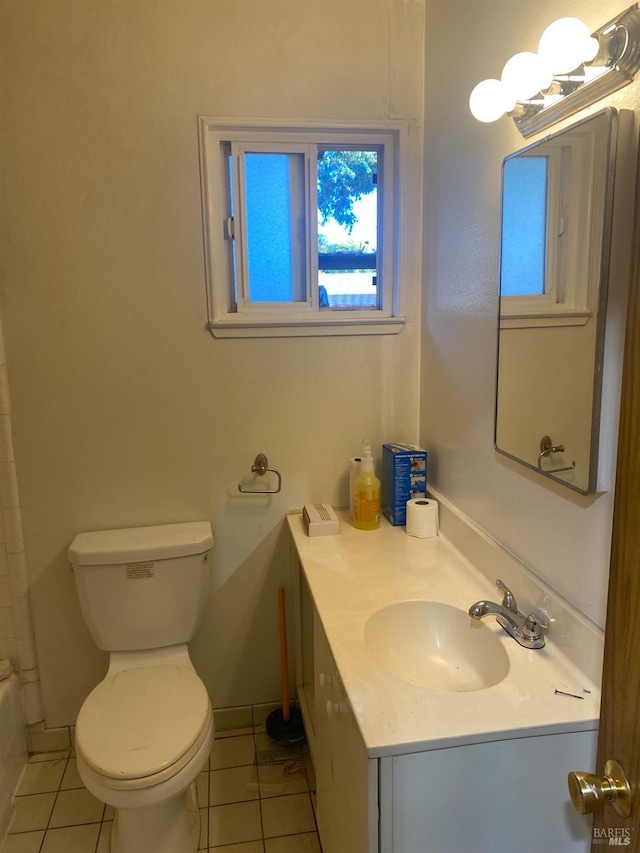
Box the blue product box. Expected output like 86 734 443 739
381 443 427 526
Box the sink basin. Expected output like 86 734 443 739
364 601 510 692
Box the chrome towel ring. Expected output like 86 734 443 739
238 453 282 494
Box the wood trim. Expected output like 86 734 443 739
592 132 640 844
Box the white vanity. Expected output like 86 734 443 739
288 495 602 853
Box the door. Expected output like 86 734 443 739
574 141 640 849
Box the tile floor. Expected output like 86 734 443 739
1 707 321 853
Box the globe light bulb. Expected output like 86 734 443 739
583 35 600 65
469 79 515 123
538 17 596 74
500 52 553 101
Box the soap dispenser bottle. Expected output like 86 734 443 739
353 439 381 530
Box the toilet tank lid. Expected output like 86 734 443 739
68 521 213 565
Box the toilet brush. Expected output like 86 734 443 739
265 587 305 746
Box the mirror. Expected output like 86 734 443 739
494 109 618 495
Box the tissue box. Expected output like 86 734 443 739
381 443 427 526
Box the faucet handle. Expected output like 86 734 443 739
523 613 549 641
496 579 518 613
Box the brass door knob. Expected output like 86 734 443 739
568 759 632 818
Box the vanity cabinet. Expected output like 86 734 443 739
388 732 596 852
313 609 376 853
293 564 376 853
288 515 599 853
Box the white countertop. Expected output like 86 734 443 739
288 510 600 759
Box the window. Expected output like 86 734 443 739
198 119 406 337
499 125 604 329
500 155 548 298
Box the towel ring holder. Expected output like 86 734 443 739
238 453 282 494
537 435 576 475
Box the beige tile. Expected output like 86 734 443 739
208 801 262 847
210 843 264 853
210 734 255 770
27 727 71 754
9 792 56 832
96 820 112 853
213 705 253 735
0 605 15 639
265 834 321 853
1 831 45 853
254 733 307 773
258 762 310 798
27 750 69 764
48 787 104 827
0 460 20 509
40 823 100 853
0 415 14 462
261 794 316 839
213 725 255 739
60 758 83 790
16 757 66 795
2 507 23 554
210 765 259 805
0 366 10 415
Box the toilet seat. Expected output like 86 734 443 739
76 663 211 791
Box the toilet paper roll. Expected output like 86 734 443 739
349 458 361 520
406 498 439 539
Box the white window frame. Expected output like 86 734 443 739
232 141 313 312
499 130 601 330
198 118 407 338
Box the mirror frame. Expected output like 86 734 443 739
494 109 619 495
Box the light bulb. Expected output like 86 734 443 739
501 52 553 101
538 17 597 74
469 79 515 123
583 35 600 65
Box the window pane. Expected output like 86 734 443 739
226 150 238 306
317 149 378 309
244 152 306 303
501 156 548 297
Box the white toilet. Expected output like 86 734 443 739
68 521 215 853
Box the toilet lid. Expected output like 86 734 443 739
76 665 211 781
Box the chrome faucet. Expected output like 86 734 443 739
468 579 548 649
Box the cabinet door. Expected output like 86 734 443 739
314 610 375 853
388 731 596 853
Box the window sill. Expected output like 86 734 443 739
499 309 592 330
207 315 406 338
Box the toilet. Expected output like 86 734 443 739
68 521 214 853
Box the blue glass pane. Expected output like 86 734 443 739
244 153 305 303
501 156 548 297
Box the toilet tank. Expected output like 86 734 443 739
69 522 213 652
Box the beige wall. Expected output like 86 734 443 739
2 0 636 731
0 0 425 727
496 320 597 489
421 0 640 628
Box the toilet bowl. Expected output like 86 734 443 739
76 649 213 853
69 522 214 853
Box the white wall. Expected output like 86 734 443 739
0 0 425 727
0 313 42 727
421 0 640 628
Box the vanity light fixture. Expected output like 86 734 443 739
470 4 640 137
